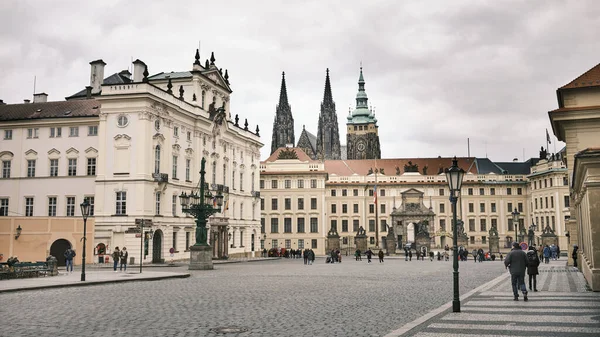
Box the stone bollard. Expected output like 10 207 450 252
46 255 58 276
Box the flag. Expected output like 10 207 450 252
373 185 377 205
546 129 551 144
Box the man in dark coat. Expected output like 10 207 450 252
505 242 529 301
365 249 373 263
378 250 384 263
526 246 540 291
572 245 579 268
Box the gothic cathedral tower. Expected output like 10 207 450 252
316 69 341 160
270 72 295 154
346 67 381 160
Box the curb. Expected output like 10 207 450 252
383 271 510 337
0 273 190 294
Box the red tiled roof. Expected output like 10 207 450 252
0 100 100 121
263 147 316 163
560 63 600 89
325 158 476 176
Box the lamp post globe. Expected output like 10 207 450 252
79 200 91 282
444 156 465 313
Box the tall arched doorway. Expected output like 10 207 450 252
50 239 72 266
153 229 163 263
407 223 415 243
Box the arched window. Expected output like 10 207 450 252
212 161 217 185
154 145 161 174
201 90 205 109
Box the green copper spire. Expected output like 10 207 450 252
353 66 369 116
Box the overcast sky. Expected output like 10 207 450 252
1 0 598 162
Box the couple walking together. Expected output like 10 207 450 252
504 242 541 301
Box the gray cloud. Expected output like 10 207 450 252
1 0 598 162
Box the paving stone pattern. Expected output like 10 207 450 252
1 258 506 337
399 261 600 337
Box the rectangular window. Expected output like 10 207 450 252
470 236 475 244
174 126 179 137
550 196 554 208
342 189 347 196
342 204 348 214
552 216 556 231
185 159 191 181
331 203 337 214
4 130 12 140
285 179 291 189
66 197 75 216
88 126 98 136
260 198 264 211
260 179 265 189
311 179 317 188
342 219 348 232
380 189 385 196
381 219 387 232
186 232 190 250
272 239 278 248
507 188 512 195
271 180 278 189
84 196 95 216
468 203 474 213
331 189 337 197
353 204 359 213
369 204 374 214
261 218 265 233
297 198 304 210
482 236 487 244
297 179 304 189
490 188 495 195
563 176 569 186
491 203 496 212
518 202 523 213
2 160 11 178
0 198 8 216
68 158 77 176
50 127 62 138
507 202 513 213
367 219 375 232
440 219 446 231
239 172 244 191
381 203 386 214
479 188 484 195
331 219 337 232
284 218 292 233
468 219 475 232
311 239 317 249
172 195 177 216
310 217 318 233
439 203 445 213
87 158 96 176
468 188 473 195
48 197 57 216
480 219 486 232
353 189 358 196
69 127 79 137
297 217 305 233
27 128 39 139
27 160 36 177
187 131 191 142
284 198 291 210
116 191 127 215
270 218 279 233
550 179 553 187
172 156 178 179
353 219 359 232
480 203 485 213
439 188 445 196
545 197 548 208
491 218 497 230
285 239 291 249
271 198 278 210
368 189 374 197
25 197 34 216
155 192 161 215
517 187 522 195
298 239 304 250
171 231 177 252
564 195 570 208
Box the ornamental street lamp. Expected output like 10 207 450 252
179 157 224 270
445 156 465 313
80 200 91 282
512 208 520 244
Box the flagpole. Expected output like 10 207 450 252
375 168 379 249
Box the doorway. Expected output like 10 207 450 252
152 229 163 263
407 223 415 243
50 239 72 266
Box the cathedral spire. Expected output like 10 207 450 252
279 71 289 106
353 66 369 115
323 68 333 104
271 71 295 154
316 68 341 160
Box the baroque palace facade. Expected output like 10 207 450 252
260 147 570 256
0 49 263 265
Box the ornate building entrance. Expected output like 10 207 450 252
391 188 436 252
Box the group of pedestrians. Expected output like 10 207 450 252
302 249 315 265
539 244 560 263
327 249 342 263
505 242 544 301
111 247 129 272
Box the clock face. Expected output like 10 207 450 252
357 140 366 152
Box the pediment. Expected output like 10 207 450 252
47 148 61 156
114 134 131 141
172 144 181 152
85 147 98 154
0 151 14 160
25 149 38 156
401 188 424 197
153 133 165 142
200 69 232 93
66 147 79 155
185 147 194 156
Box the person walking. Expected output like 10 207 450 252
355 249 361 261
378 250 384 263
365 249 373 263
112 247 120 272
64 247 76 273
429 251 434 262
543 245 551 264
408 249 412 261
119 247 129 272
505 242 529 301
572 245 579 269
526 246 540 292
303 249 308 265
308 249 315 265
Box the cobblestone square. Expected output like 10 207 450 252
1 258 508 337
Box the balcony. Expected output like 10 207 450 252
153 173 168 183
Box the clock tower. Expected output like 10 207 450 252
346 67 381 160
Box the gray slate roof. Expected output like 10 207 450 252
148 71 193 80
0 100 100 121
474 158 538 175
66 73 132 99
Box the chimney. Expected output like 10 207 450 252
24 99 31 104
89 59 106 94
85 86 92 99
33 92 48 103
132 59 146 82
119 70 131 81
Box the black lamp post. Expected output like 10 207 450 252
512 208 520 244
445 156 465 313
180 158 223 267
80 200 91 282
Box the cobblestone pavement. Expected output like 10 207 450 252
1 257 507 337
394 260 600 337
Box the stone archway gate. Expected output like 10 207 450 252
390 188 436 253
